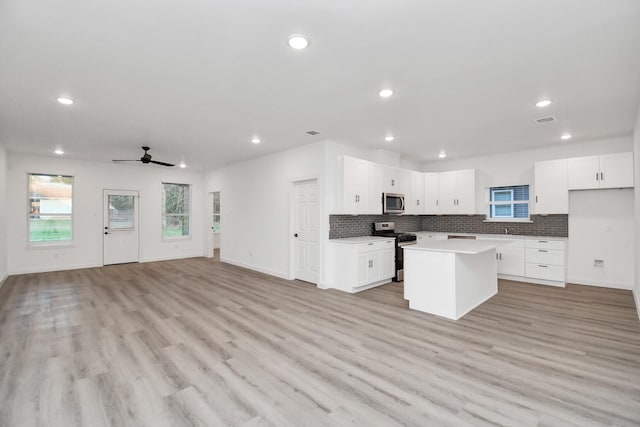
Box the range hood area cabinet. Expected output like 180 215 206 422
424 169 477 215
567 152 634 190
534 159 569 214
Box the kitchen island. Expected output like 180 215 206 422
404 239 504 320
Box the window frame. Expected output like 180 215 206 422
161 182 191 240
486 184 531 223
27 172 74 245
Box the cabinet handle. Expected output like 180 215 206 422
596 172 599 181
368 243 374 245
436 200 438 206
391 179 395 186
538 249 548 253
536 195 538 203
496 253 498 260
538 240 548 243
417 200 420 206
538 265 548 268
499 253 502 260
601 172 604 181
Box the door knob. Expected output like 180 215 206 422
104 232 109 235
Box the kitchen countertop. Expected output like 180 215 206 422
409 231 567 241
405 239 506 254
329 236 395 244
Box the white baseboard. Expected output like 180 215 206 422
566 277 632 290
9 262 102 275
220 257 290 280
498 274 565 287
633 287 640 321
139 253 205 263
0 272 8 290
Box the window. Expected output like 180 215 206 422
488 185 529 220
28 173 73 242
162 183 190 238
212 191 221 233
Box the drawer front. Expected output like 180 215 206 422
357 242 381 252
526 263 565 281
379 240 395 250
525 239 565 250
526 248 565 265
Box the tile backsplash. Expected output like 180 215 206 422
329 214 568 239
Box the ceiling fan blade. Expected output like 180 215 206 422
112 159 142 162
149 160 175 167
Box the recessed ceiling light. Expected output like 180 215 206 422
378 89 393 98
385 136 394 142
288 34 309 50
561 133 572 140
251 137 261 144
54 149 64 155
536 99 551 108
57 97 74 105
438 151 447 159
179 162 186 168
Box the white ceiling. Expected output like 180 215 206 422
1 0 639 170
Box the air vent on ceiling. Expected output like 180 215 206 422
535 116 557 124
306 130 320 135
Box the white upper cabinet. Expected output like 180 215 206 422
405 170 425 215
380 166 410 194
534 159 568 214
424 173 440 214
567 152 634 190
337 156 381 214
436 169 476 214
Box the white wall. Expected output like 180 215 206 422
7 153 206 274
633 108 640 317
0 144 7 286
423 136 632 183
568 189 634 289
205 141 326 282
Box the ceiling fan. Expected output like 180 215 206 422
112 146 175 167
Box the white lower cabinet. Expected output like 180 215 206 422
524 239 566 285
477 236 565 286
329 239 395 293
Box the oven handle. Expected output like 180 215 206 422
397 241 417 247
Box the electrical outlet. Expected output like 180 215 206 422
594 260 604 267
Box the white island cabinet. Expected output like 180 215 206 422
404 239 504 320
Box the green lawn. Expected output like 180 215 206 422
29 219 72 242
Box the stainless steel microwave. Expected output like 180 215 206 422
382 192 405 214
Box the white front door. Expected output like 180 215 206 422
104 190 139 265
294 179 318 284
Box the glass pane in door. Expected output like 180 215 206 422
108 195 135 229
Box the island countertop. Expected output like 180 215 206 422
404 239 507 254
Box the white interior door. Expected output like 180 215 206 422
294 179 318 284
104 190 139 265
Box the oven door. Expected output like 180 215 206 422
395 240 416 281
383 193 405 214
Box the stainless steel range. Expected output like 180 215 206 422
372 222 417 281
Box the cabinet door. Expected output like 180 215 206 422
364 163 382 214
406 171 425 214
342 157 369 212
380 249 395 279
424 173 440 214
368 252 382 283
357 253 370 286
438 171 458 213
455 170 476 214
599 152 634 189
567 156 600 190
498 247 525 276
534 159 568 214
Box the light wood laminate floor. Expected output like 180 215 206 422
1 257 639 427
